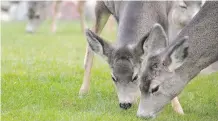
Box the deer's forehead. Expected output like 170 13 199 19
111 47 139 62
113 48 133 58
114 60 133 70
112 60 133 78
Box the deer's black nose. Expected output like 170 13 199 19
119 103 132 109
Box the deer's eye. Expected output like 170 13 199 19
111 73 117 82
151 85 160 94
180 5 187 9
132 75 138 82
112 76 117 82
180 3 187 9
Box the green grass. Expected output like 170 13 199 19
1 21 218 121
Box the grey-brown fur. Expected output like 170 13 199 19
84 1 202 111
137 1 218 118
85 1 176 110
173 1 218 79
168 1 202 44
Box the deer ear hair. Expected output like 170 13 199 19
162 36 189 72
86 29 113 59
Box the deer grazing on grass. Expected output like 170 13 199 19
26 1 116 34
25 1 86 33
81 1 202 113
137 1 218 118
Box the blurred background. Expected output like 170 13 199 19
1 1 119 120
1 1 95 22
1 0 116 33
1 1 218 121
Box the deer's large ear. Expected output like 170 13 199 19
162 36 189 72
134 23 167 57
148 23 167 53
134 31 150 57
86 29 113 59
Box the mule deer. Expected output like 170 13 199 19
168 1 218 75
26 1 85 33
50 1 86 33
168 1 202 44
26 1 103 33
26 1 48 33
82 1 201 112
137 1 218 118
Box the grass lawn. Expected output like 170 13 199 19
1 21 218 121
